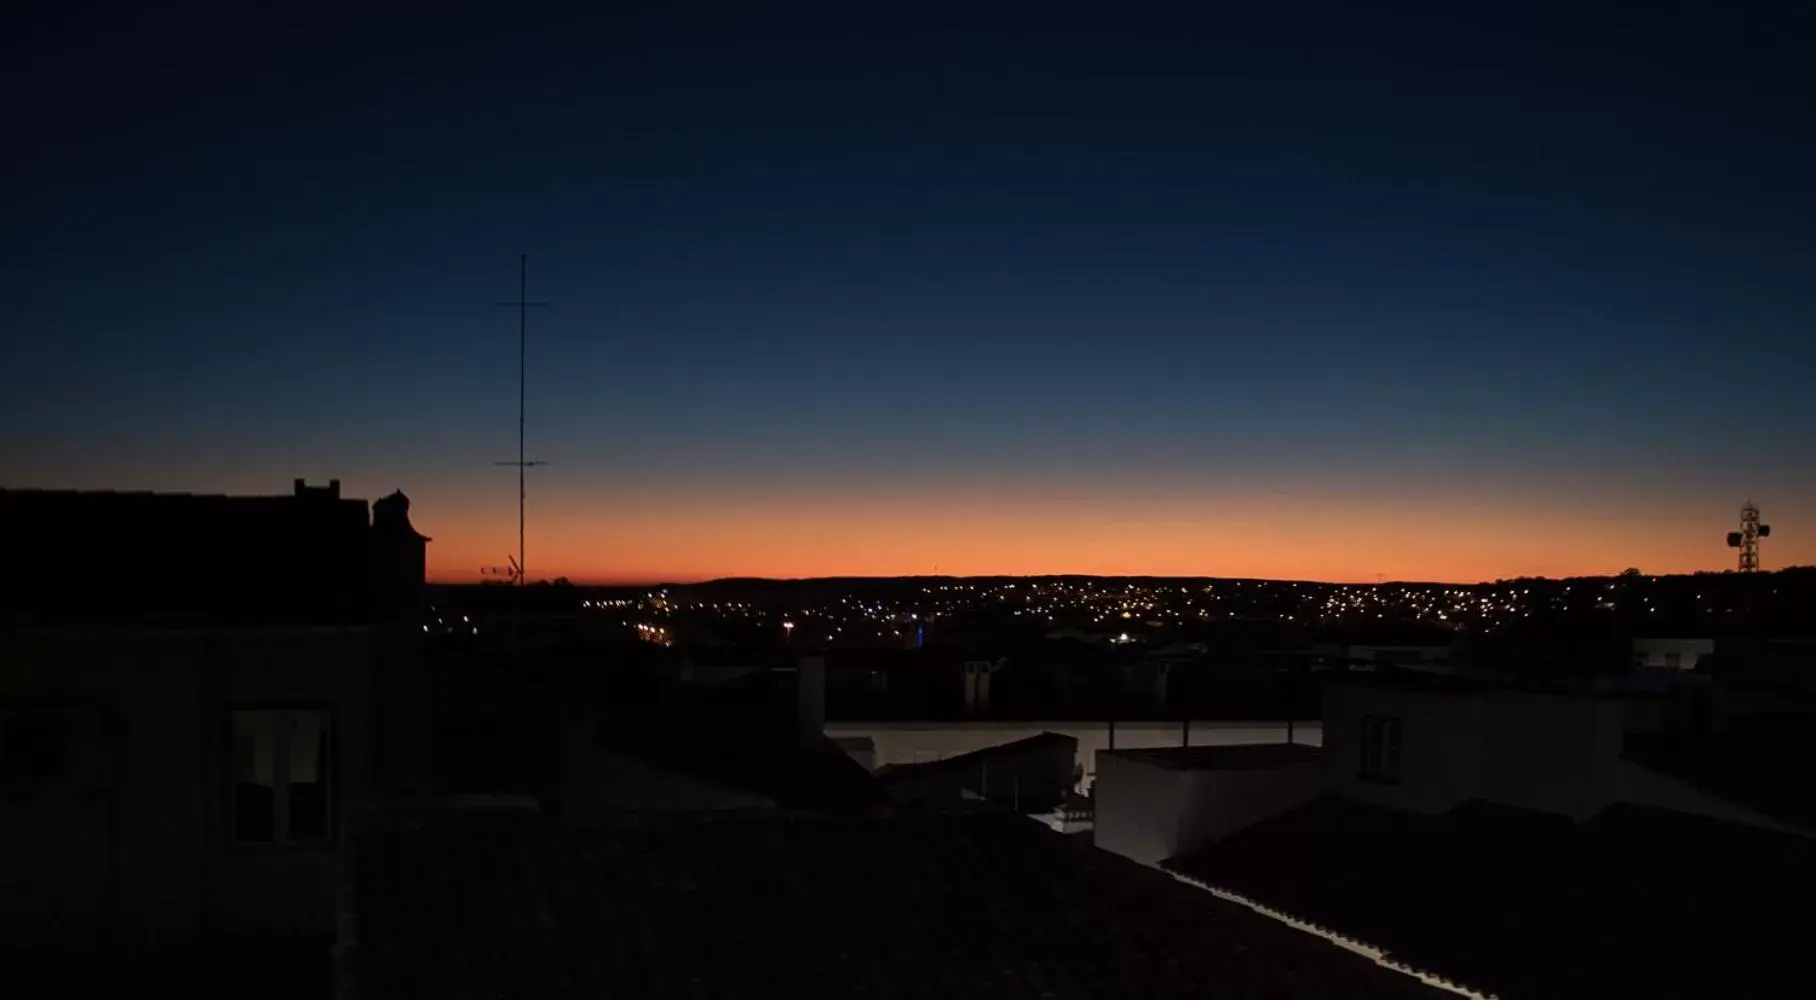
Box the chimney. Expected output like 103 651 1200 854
368 490 434 796
294 478 344 500
797 655 826 749
371 491 429 623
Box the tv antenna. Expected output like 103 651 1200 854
494 254 549 587
480 555 521 585
1725 501 1772 573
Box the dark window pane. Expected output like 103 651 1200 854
289 781 327 842
288 720 330 842
234 783 276 843
231 711 278 844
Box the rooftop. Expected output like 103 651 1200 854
1166 795 1816 999
0 481 399 629
1106 742 1322 771
348 810 1438 999
1624 712 1816 832
592 703 885 812
0 918 329 1000
437 647 885 813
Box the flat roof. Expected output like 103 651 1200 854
1108 742 1321 771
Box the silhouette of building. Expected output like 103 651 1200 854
553 655 888 816
2 479 380 627
0 479 429 996
1313 620 1457 668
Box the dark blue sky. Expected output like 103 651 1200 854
5 2 1814 581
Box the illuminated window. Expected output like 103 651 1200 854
229 708 332 847
1361 714 1402 783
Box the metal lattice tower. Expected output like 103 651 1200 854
493 254 550 587
1725 501 1772 573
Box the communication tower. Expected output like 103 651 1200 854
1725 501 1772 573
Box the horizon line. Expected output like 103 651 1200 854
425 567 1781 589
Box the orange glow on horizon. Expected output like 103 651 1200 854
415 494 1816 586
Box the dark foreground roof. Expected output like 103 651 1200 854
1166 796 1816 1000
436 646 886 813
0 918 328 1000
1624 712 1816 832
875 730 1077 779
594 702 887 812
351 811 1436 1000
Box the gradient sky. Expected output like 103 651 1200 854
5 2 1815 583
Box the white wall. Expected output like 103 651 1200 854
1093 751 1190 866
1174 764 1325 855
1632 638 1715 671
1478 692 1629 820
1094 751 1324 867
1324 685 1486 815
825 719 1322 788
1325 683 1684 822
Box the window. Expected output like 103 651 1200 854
229 709 331 847
1663 652 1682 670
1361 714 1402 783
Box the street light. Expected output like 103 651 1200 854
782 621 795 644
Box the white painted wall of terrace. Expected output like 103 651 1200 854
825 720 1322 788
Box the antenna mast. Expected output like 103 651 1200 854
495 254 549 586
1725 500 1772 573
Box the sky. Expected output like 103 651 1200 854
4 2 1815 584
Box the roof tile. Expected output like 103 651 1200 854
1167 795 1816 999
353 811 1437 999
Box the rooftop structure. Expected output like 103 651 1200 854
0 480 426 628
